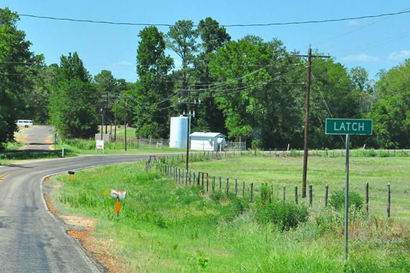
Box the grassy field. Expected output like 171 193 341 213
57 138 183 155
50 160 410 273
183 155 410 221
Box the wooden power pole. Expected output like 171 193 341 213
293 46 330 198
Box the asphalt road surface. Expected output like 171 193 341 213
0 154 152 273
19 126 55 151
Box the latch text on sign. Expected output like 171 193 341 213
325 118 372 135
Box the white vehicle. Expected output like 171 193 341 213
16 119 33 128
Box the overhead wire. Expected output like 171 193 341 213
18 9 410 28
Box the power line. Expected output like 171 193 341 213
18 9 410 28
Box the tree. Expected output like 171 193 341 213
0 8 39 148
309 59 363 148
370 60 410 148
94 70 119 131
49 52 98 139
134 26 173 138
23 61 57 124
192 17 231 133
209 36 304 148
167 20 198 92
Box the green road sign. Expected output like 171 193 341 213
325 118 373 135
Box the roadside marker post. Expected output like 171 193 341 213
110 190 127 217
325 118 372 262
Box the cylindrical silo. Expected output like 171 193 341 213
169 116 189 149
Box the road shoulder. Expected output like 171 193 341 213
42 176 129 273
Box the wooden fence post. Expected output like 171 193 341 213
206 176 209 192
219 176 222 191
282 186 286 201
325 185 329 207
309 185 313 207
250 183 254 202
242 180 245 197
226 177 230 195
387 183 391 218
235 179 238 196
365 182 369 214
212 176 215 192
295 186 298 204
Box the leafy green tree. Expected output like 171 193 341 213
309 58 362 148
0 8 39 148
167 20 198 92
134 26 173 138
349 66 374 114
370 60 410 148
49 52 98 139
192 17 231 133
209 36 304 148
94 70 119 131
23 61 57 124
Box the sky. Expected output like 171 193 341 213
2 0 410 82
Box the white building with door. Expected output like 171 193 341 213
190 132 226 151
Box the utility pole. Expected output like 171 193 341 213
185 103 190 170
100 108 104 140
180 89 199 171
292 46 330 198
124 99 127 151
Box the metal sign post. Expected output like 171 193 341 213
344 134 350 261
325 118 372 262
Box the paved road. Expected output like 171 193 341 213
18 126 55 151
0 154 151 273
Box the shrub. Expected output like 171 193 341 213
210 191 223 202
255 200 309 231
329 189 363 211
228 194 249 216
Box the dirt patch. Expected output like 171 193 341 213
43 193 61 215
44 188 129 272
68 228 129 273
61 215 97 229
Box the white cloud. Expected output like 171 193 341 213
388 50 410 60
114 61 133 67
347 20 360 26
342 54 380 62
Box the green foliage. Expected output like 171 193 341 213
309 58 363 149
209 191 223 202
255 199 309 231
329 189 364 211
49 52 99 139
191 17 230 133
370 59 410 148
209 36 305 148
134 26 173 138
0 8 40 148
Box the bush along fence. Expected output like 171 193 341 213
147 156 394 219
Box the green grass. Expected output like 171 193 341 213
58 138 184 155
51 162 410 273
184 155 410 221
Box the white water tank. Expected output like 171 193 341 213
169 116 189 149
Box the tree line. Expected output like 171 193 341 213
0 8 408 149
